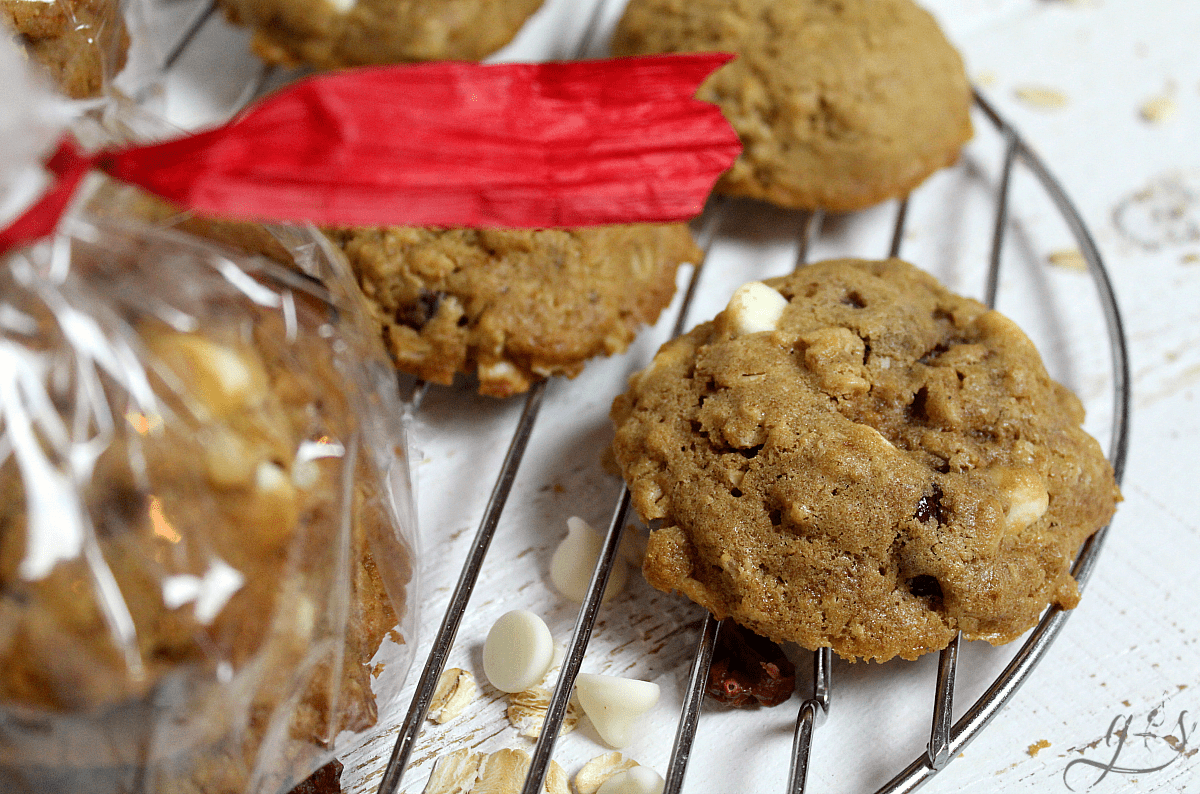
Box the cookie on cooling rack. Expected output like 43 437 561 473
1 0 128 98
329 224 701 397
610 259 1120 662
611 0 974 213
217 0 544 68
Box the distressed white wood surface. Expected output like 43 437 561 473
152 1 1200 791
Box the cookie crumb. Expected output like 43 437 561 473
1014 86 1068 110
1048 249 1087 271
1140 96 1178 124
1182 253 1199 265
1027 740 1051 757
974 71 998 88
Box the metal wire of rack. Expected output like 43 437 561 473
154 2 1131 792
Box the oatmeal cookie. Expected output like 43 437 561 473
611 0 973 212
611 259 1119 662
331 224 701 397
218 0 544 68
0 235 411 791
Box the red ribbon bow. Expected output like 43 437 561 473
0 54 741 252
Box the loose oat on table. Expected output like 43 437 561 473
612 0 973 212
1014 85 1069 110
428 667 477 724
506 686 581 739
423 749 482 794
611 258 1120 662
1140 95 1178 124
574 753 638 794
1048 249 1088 271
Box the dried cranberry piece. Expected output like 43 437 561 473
706 619 796 708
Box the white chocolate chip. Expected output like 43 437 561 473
575 753 638 794
574 673 660 748
429 668 477 724
203 430 255 488
255 461 290 494
980 467 1050 533
724 281 788 335
150 334 267 416
550 517 627 603
596 767 665 794
325 0 355 12
483 610 555 693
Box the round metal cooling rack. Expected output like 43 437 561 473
155 2 1130 792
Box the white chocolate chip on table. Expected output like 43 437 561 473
484 610 555 693
573 673 660 748
550 517 627 603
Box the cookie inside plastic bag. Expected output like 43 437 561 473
0 165 419 791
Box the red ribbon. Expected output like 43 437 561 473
0 55 741 253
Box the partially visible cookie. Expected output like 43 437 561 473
1 0 129 98
330 224 700 397
218 0 544 68
611 259 1119 662
611 0 973 212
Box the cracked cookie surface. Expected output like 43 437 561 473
612 0 973 212
331 224 700 397
610 258 1119 662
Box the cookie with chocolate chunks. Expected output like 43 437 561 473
611 258 1120 662
331 225 700 397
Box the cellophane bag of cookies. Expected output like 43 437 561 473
0 0 159 101
0 66 419 793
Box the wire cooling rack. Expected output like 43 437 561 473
153 1 1130 792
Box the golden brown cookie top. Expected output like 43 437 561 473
331 224 700 397
612 0 974 212
218 0 544 68
611 259 1119 662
